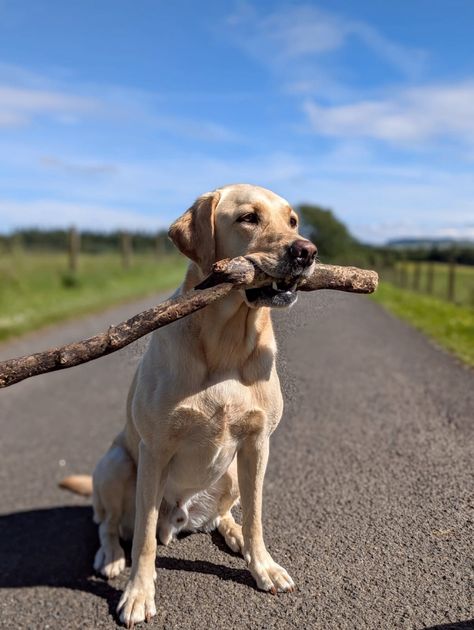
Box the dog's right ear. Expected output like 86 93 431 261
168 191 220 272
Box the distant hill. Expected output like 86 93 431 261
385 237 474 264
387 237 474 249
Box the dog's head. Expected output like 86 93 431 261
168 183 317 308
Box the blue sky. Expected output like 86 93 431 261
0 0 473 243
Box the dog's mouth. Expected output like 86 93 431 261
242 255 316 309
244 278 298 309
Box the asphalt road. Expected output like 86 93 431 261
0 289 473 630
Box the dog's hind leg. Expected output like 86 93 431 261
92 442 136 579
218 511 244 554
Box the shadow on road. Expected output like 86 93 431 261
156 529 254 588
1 506 471 628
0 505 122 615
159 555 255 588
0 505 255 607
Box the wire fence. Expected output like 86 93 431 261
378 261 474 307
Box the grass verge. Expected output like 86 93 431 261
0 252 187 342
372 282 474 367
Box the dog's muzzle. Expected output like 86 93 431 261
244 239 317 309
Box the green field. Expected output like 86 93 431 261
386 261 474 306
372 281 474 367
0 251 187 342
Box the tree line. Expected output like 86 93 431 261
0 228 174 255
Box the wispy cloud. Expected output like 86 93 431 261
0 85 99 128
347 21 426 78
149 114 244 143
0 198 163 232
225 3 426 95
303 81 474 146
360 220 474 242
0 62 241 142
40 156 118 176
243 5 344 58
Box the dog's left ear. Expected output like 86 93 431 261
168 191 220 273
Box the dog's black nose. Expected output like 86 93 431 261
289 239 317 267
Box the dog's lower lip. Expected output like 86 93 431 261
244 281 298 307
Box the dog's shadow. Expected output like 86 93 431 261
156 529 254 589
0 505 123 615
0 505 254 610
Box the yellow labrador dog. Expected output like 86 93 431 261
64 184 317 626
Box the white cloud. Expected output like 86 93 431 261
437 226 474 239
0 85 99 128
0 150 310 233
304 81 474 145
257 5 344 57
0 199 164 232
40 156 119 176
360 220 474 243
348 21 426 78
0 110 25 126
0 62 241 141
225 3 426 87
149 114 244 143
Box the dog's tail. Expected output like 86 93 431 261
59 474 93 496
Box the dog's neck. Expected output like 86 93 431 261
181 262 275 374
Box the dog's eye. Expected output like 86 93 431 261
237 213 259 224
290 217 298 228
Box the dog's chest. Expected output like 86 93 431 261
173 376 270 437
166 378 270 494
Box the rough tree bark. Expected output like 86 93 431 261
0 257 378 389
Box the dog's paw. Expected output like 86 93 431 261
117 578 156 628
224 530 244 554
248 553 295 594
93 545 126 579
223 525 244 554
218 517 244 555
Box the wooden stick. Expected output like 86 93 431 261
0 258 377 388
195 257 379 293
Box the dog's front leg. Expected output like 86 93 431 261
237 433 295 593
117 441 168 627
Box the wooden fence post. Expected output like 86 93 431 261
412 263 421 291
120 231 133 269
426 262 434 295
396 265 402 287
68 227 80 274
400 264 408 288
447 261 456 302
